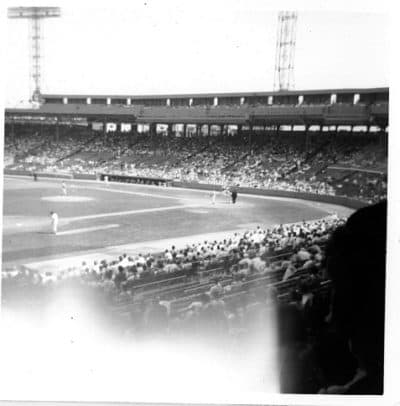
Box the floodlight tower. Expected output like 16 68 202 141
273 11 298 91
8 7 61 103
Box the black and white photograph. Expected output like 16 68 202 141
0 0 397 404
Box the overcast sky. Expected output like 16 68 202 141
4 1 389 106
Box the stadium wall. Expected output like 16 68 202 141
171 181 366 209
4 169 74 179
3 169 366 209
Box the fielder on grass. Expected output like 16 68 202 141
211 189 217 205
50 211 59 235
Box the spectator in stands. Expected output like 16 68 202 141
114 266 127 288
318 200 386 394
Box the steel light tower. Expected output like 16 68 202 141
273 11 298 91
8 7 61 102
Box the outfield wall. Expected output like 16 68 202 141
3 169 366 210
171 181 366 209
4 169 74 179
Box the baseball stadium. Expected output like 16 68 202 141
2 6 388 400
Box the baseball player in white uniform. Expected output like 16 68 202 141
50 211 59 235
211 190 217 205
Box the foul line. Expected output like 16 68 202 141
73 184 201 202
66 203 202 222
56 224 119 236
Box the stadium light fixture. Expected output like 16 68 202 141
8 7 61 103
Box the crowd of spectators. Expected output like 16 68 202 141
3 215 341 297
4 126 387 203
3 123 387 394
3 214 343 363
2 199 387 394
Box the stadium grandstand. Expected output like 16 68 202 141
5 87 388 203
3 86 388 394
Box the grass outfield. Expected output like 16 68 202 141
2 175 353 269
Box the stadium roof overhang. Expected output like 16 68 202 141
5 104 137 123
5 88 389 127
135 116 248 125
41 87 389 100
5 105 388 127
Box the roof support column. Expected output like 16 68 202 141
196 124 201 137
249 126 252 151
149 123 156 136
10 121 15 139
167 123 174 137
150 123 157 145
55 117 60 143
103 118 107 140
305 124 311 153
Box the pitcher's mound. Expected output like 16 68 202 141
41 196 94 202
